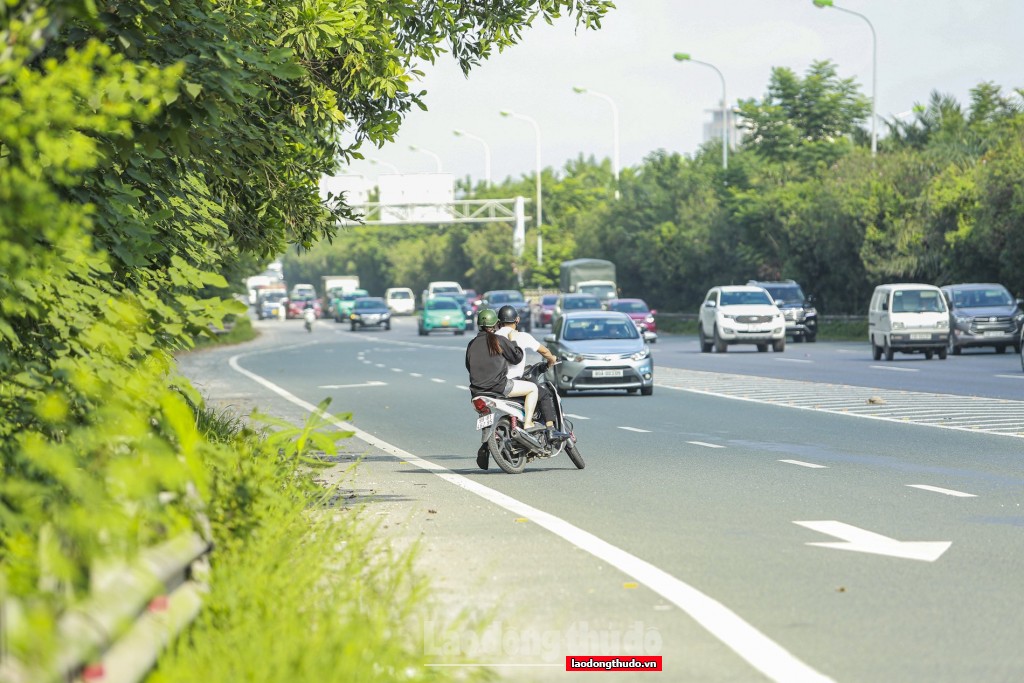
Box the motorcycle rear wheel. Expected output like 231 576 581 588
488 418 527 474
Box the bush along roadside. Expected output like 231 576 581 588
146 398 491 683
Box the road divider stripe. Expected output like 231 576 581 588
906 484 976 498
687 441 724 449
564 413 590 420
456 385 470 391
774 358 813 364
410 373 423 377
618 426 651 433
869 365 918 372
779 459 827 469
228 349 834 683
431 378 446 383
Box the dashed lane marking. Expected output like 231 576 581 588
779 459 828 469
687 441 725 449
618 426 651 433
564 413 590 420
869 365 918 372
906 484 976 498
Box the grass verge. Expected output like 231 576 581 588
149 401 488 683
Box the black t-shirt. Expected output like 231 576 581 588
465 331 524 394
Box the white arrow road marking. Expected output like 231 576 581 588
779 459 827 469
906 484 976 498
318 381 388 389
794 520 951 562
618 426 651 433
687 441 724 449
564 413 590 420
229 350 835 683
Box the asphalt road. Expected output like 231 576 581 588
182 314 1024 682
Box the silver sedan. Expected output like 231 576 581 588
542 311 654 396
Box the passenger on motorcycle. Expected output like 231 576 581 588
465 308 538 430
494 304 570 442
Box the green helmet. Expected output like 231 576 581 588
477 308 498 328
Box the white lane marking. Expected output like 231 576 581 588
995 374 1024 379
392 368 403 373
564 413 590 420
906 484 976 498
795 520 951 562
318 381 387 389
431 378 446 384
687 441 725 449
375 363 386 368
869 365 919 372
618 426 651 433
410 372 423 378
779 459 827 469
456 385 470 391
228 350 833 683
774 358 813 364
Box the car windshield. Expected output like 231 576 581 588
263 292 286 302
720 290 773 306
487 292 524 304
389 291 411 300
563 317 640 341
433 286 461 295
763 285 805 304
428 299 459 310
343 290 369 301
952 287 1013 308
563 297 602 310
542 295 558 305
578 284 615 298
355 298 385 310
610 301 649 313
892 290 947 313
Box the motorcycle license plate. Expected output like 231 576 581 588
476 414 494 430
593 369 623 378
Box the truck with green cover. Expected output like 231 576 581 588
559 259 617 301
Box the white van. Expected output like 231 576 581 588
385 287 415 315
868 283 950 360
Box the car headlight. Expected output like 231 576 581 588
722 313 737 320
805 308 817 317
644 315 655 324
892 321 905 330
631 348 650 361
350 314 359 320
561 352 583 363
953 315 970 326
936 319 948 329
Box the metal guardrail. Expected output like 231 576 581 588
0 532 212 683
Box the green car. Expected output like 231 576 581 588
333 289 369 322
418 296 467 336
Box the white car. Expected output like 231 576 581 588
698 286 786 353
384 287 415 315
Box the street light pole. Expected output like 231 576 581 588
573 86 621 199
369 158 400 174
813 0 877 157
673 53 728 170
452 129 492 187
409 144 443 172
500 110 543 265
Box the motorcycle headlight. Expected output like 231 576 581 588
631 348 650 361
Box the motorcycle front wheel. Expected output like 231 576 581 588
566 440 585 470
487 417 527 474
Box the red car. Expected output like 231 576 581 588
533 294 558 328
607 298 658 341
286 297 323 319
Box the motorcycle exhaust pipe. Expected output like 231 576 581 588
511 428 545 451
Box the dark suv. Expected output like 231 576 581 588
480 290 532 332
747 280 818 342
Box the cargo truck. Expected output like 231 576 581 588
559 259 617 301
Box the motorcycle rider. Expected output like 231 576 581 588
302 300 316 331
494 304 570 443
466 308 535 470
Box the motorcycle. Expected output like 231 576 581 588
471 362 585 474
303 307 316 332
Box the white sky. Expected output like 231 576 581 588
341 0 1024 185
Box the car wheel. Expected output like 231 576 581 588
713 326 727 353
794 334 803 343
455 329 465 336
350 322 357 332
641 385 653 396
925 350 934 360
872 336 882 361
938 347 948 360
418 326 427 336
949 335 961 355
806 333 817 343
884 338 894 361
757 344 768 352
384 321 391 331
772 338 785 352
996 345 1007 354
698 325 712 353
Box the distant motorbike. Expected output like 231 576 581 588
471 362 585 474
303 307 316 332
